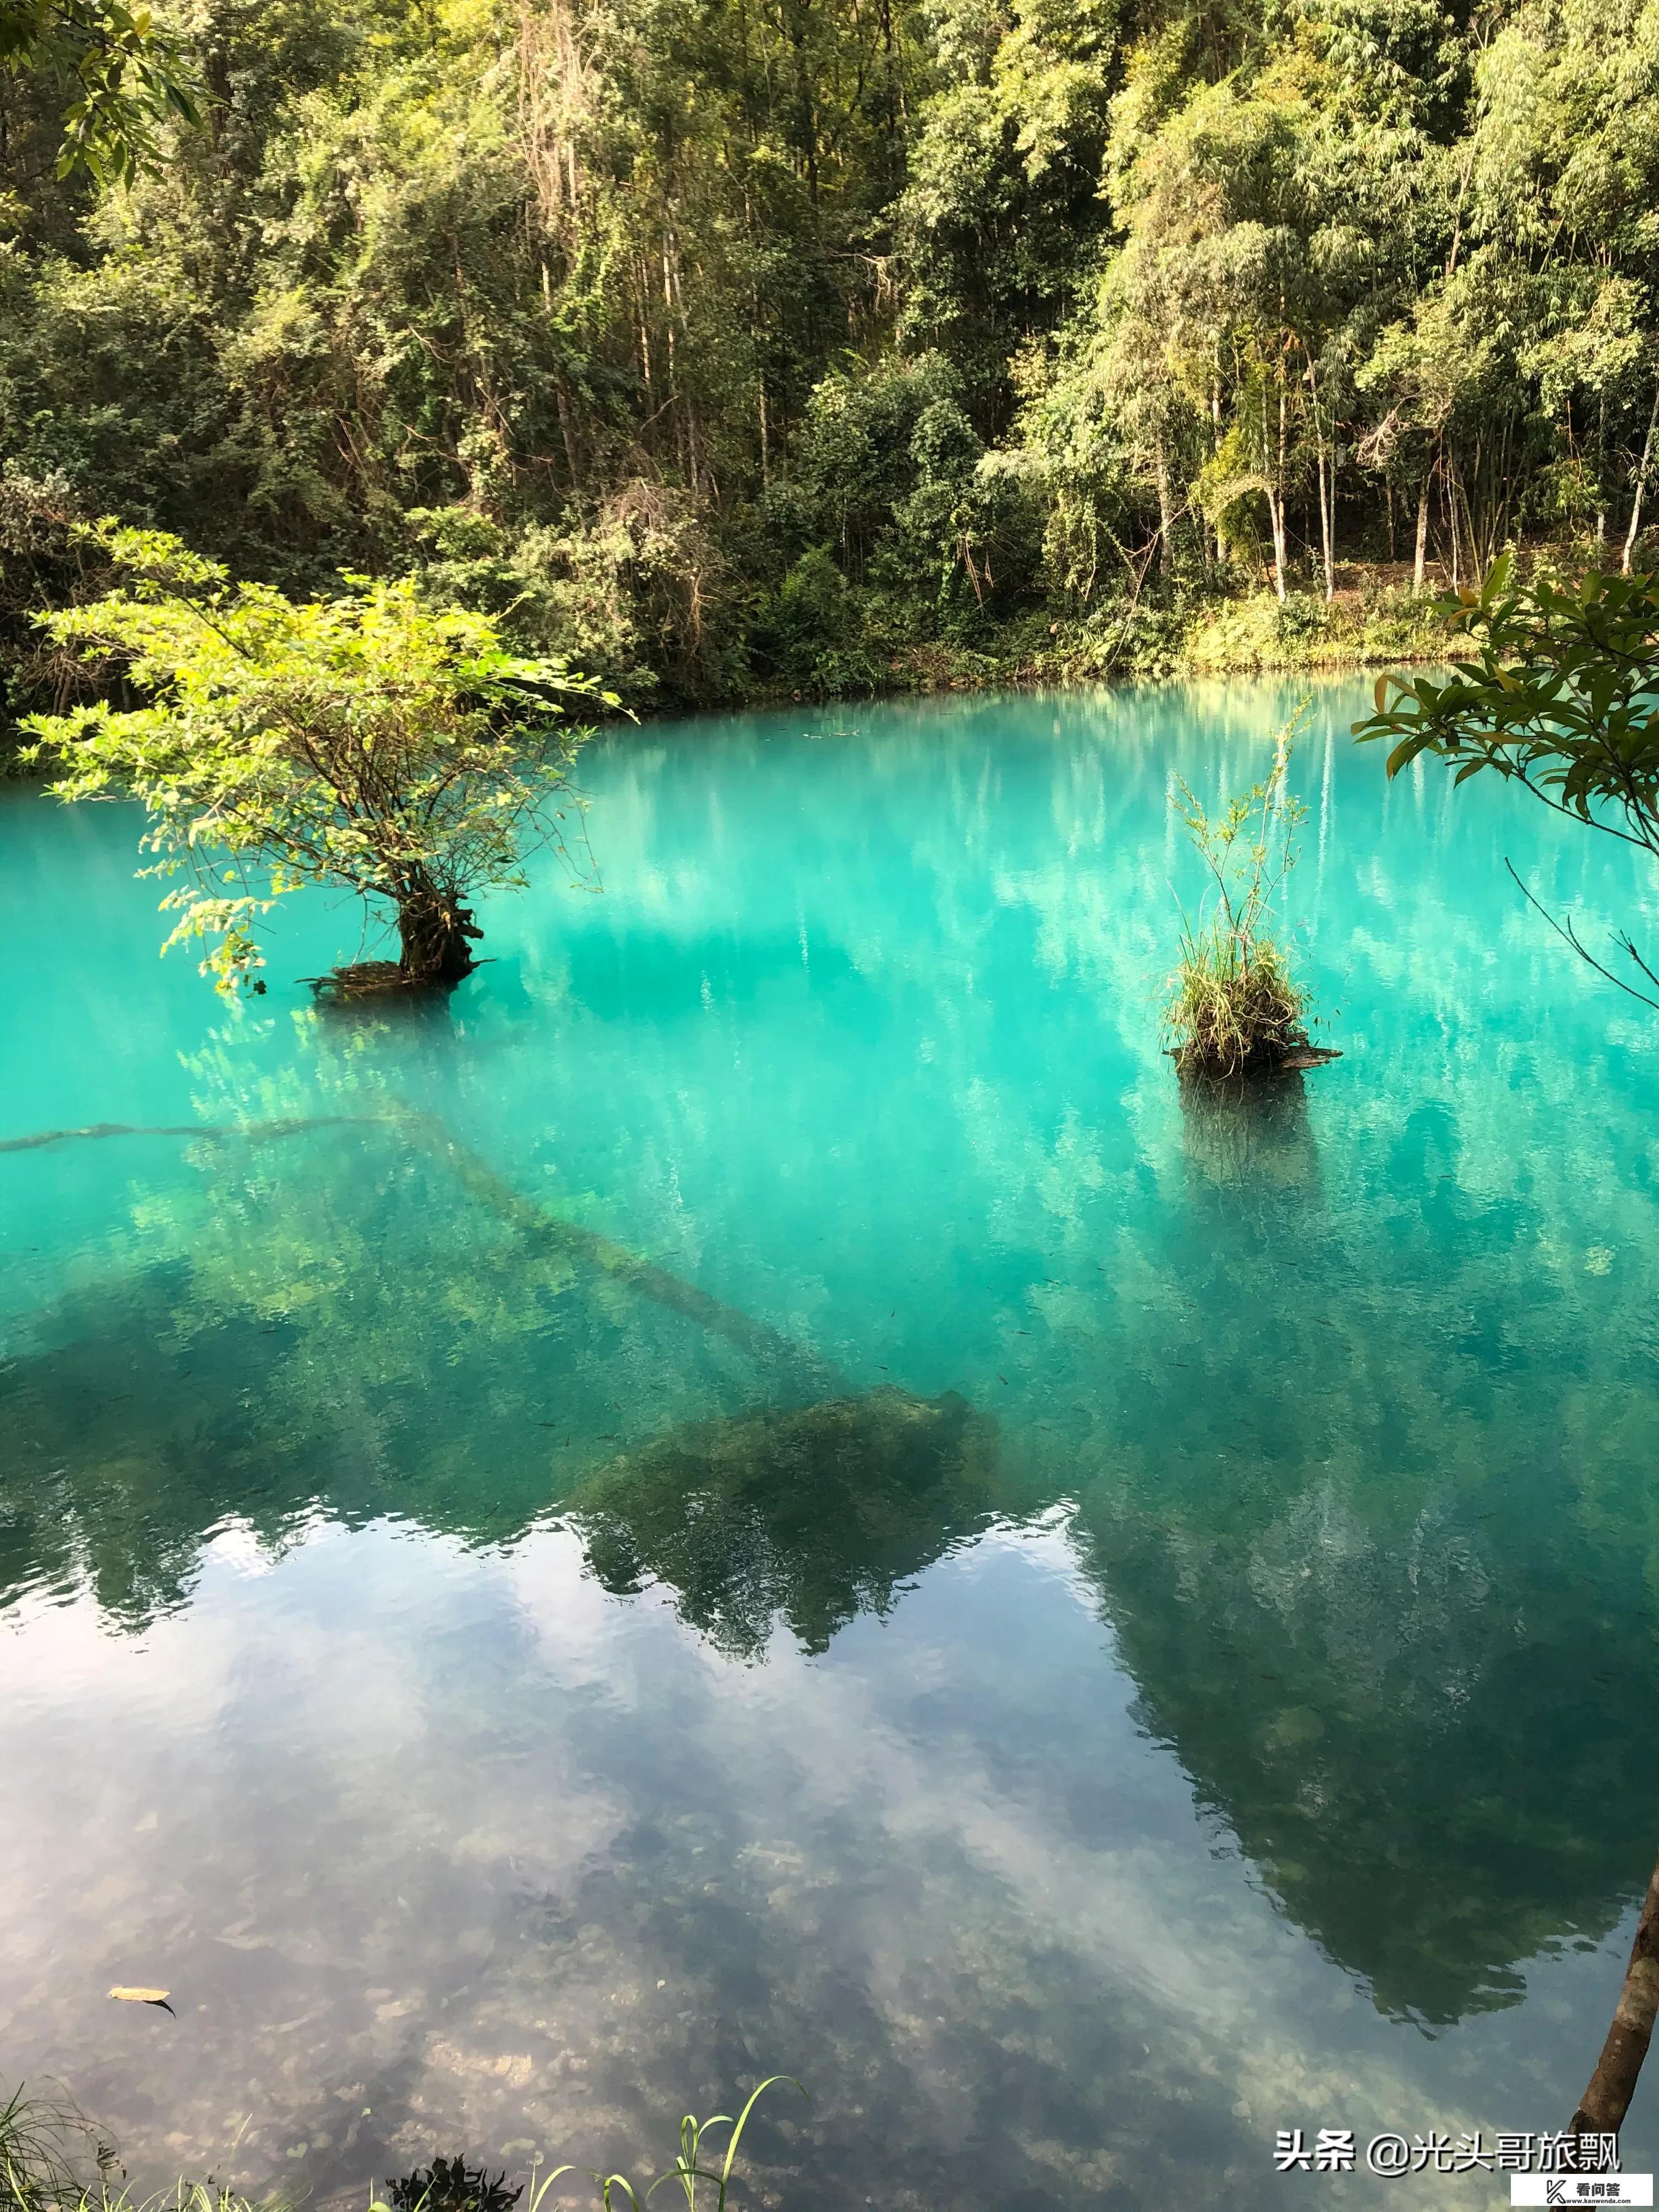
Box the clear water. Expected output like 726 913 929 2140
4 677 1659 2210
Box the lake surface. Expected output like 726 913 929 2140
4 676 1659 2210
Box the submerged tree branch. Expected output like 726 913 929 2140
1503 860 1659 1011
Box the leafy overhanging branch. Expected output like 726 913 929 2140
1355 554 1659 997
0 0 200 182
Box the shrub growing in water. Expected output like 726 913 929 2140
1164 727 1318 1080
23 524 613 995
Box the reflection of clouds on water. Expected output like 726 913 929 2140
0 1519 1524 2211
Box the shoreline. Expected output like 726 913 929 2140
1 577 1454 774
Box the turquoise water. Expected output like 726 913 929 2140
4 675 1659 2207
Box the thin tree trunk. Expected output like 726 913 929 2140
1624 386 1659 573
1571 1848 1659 2138
1306 351 1335 601
1266 488 1287 601
1212 371 1226 567
1277 368 1289 597
1261 382 1287 600
1155 433 1175 575
1414 466 1431 595
1444 449 1462 590
1459 471 1480 570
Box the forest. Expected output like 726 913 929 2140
1 0 1656 720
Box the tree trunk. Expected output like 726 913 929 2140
1414 468 1431 595
1624 386 1659 573
1571 1847 1659 2138
1306 351 1335 602
397 890 482 984
1276 372 1289 598
1155 433 1175 575
1212 372 1228 568
1444 449 1462 590
1266 486 1288 602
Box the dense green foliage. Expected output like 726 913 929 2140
25 523 606 987
3 0 1658 712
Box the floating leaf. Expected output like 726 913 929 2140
109 1986 171 2006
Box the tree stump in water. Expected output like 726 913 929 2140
308 960 423 1000
1169 1040 1342 1081
308 892 482 999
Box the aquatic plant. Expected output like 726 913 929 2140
1163 727 1321 1081
0 2085 267 2212
512 2079 803 2212
384 2162 520 2212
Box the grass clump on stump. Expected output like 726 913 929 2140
23 523 613 997
1164 726 1328 1081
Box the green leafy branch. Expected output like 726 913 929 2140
0 0 200 184
1355 553 1659 1003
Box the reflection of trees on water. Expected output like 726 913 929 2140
0 1116 1007 1644
1069 1476 1657 2026
10 960 1659 2045
569 1387 1000 1657
1059 1073 1659 2028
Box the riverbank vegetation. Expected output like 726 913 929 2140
1 2081 798 2212
0 2086 264 2212
2 0 1657 728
